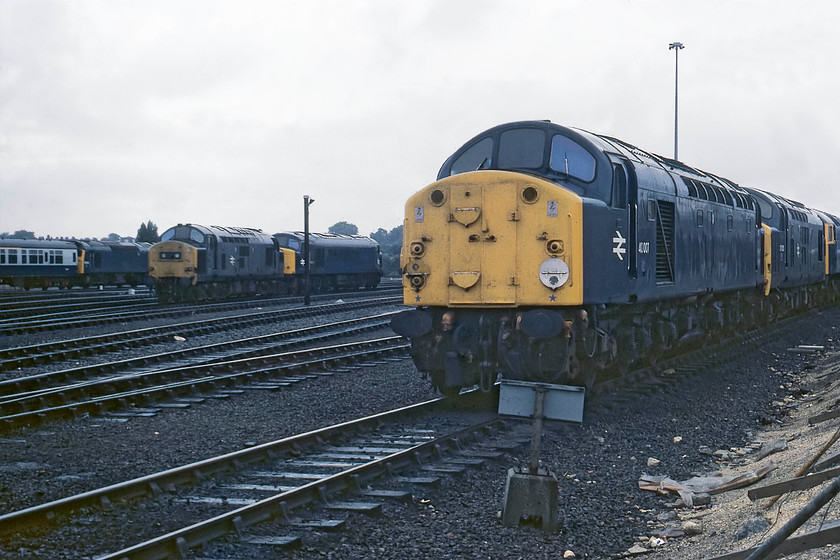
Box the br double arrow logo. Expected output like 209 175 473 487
613 231 626 261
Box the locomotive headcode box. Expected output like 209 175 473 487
498 380 585 423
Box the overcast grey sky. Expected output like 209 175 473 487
1 0 838 239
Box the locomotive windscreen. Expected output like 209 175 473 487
443 124 597 183
160 225 205 245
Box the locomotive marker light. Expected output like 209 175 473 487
669 41 685 160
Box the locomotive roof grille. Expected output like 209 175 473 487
788 209 808 223
210 225 264 236
680 177 755 211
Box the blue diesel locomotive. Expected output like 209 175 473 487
391 121 840 393
148 224 382 301
0 239 150 290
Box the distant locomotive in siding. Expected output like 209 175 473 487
149 224 382 301
274 231 384 291
0 238 150 289
391 121 840 394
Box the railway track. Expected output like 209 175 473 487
0 285 152 303
0 288 403 334
0 291 157 321
0 331 409 433
1 302 836 558
0 395 519 559
0 296 402 369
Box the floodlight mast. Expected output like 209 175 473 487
669 41 685 160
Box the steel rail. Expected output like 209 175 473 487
0 312 399 396
0 287 402 332
0 296 158 321
0 337 410 431
0 397 448 537
0 333 404 412
0 297 400 369
99 413 501 560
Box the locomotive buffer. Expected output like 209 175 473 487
498 380 585 531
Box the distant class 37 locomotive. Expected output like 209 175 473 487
148 224 383 301
391 121 840 395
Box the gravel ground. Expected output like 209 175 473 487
1 304 839 559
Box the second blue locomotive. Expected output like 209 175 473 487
149 224 382 301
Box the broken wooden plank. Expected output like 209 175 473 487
765 424 840 510
703 520 840 560
808 409 840 425
814 450 840 472
748 465 840 500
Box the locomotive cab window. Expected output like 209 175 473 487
450 137 493 176
549 135 596 181
499 129 545 169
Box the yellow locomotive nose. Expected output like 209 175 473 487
402 170 583 308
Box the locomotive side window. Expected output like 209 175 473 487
819 229 825 261
611 164 627 208
801 227 809 266
754 197 774 221
549 135 596 181
647 200 656 221
696 209 704 227
499 129 545 169
450 137 493 176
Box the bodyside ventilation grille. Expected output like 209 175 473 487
655 200 675 283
